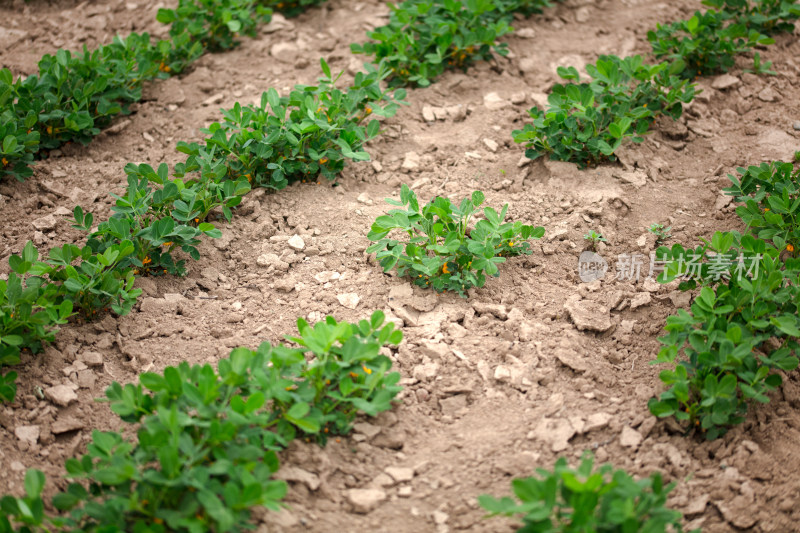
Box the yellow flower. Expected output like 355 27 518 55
46 126 53 135
320 158 328 164
1 157 7 166
364 106 372 115
788 244 795 252
143 256 152 265
349 372 358 379
362 365 372 375
442 263 450 274
162 242 173 247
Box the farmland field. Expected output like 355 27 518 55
1 0 799 531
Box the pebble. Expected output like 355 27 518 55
32 214 57 231
793 121 800 131
44 385 78 407
494 365 511 383
510 92 527 105
78 351 103 367
398 486 413 497
619 426 643 448
630 292 652 309
482 138 499 153
357 192 373 205
402 152 421 171
270 41 300 63
584 412 612 432
287 234 305 251
758 86 779 102
711 73 740 90
385 466 414 483
15 425 40 445
337 293 360 309
346 488 387 514
483 92 509 110
422 106 436 122
563 298 612 332
202 93 224 107
52 417 85 434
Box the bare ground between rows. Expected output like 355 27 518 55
0 0 800 532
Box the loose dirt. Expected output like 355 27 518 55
1 0 800 531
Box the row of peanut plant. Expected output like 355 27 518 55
649 161 800 440
512 0 800 168
0 56 403 403
0 0 329 182
352 0 562 88
0 1 704 531
1 311 402 532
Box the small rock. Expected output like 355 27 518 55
711 74 740 90
564 298 612 332
483 92 509 110
685 494 709 516
421 106 436 122
384 466 414 483
274 466 321 491
584 412 612 432
510 92 527 105
270 41 300 63
353 422 381 439
554 349 588 373
346 488 387 514
10 461 25 472
630 292 652 309
78 351 103 367
758 86 779 102
52 417 85 434
530 418 575 452
15 425 40 445
142 131 155 143
483 138 499 152
620 426 643 448
202 93 224 107
715 498 758 529
515 28 536 38
77 369 96 389
32 214 57 231
398 486 413 497
494 365 511 383
793 121 800 131
433 511 449 525
715 194 733 210
357 192 373 205
314 271 341 283
44 385 78 407
615 170 647 188
402 151 421 171
337 293 360 309
472 302 507 320
287 234 305 251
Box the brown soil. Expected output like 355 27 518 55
1 0 800 532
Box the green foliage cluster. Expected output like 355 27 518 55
351 0 558 87
514 0 799 167
176 59 407 190
512 55 694 168
0 312 403 532
479 453 696 533
367 185 545 295
649 162 800 439
0 0 321 182
0 159 237 402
